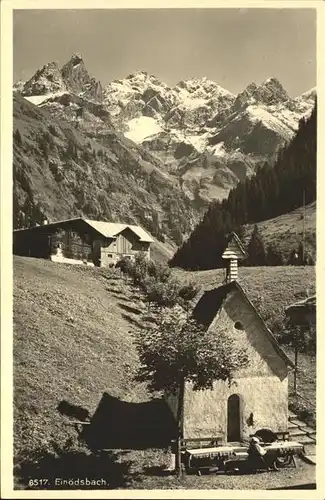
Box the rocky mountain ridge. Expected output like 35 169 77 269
14 54 316 210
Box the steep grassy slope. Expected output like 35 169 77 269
14 257 316 489
244 202 316 261
13 258 148 469
13 93 199 246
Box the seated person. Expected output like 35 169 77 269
249 436 266 456
248 436 275 471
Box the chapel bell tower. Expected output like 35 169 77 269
222 232 247 283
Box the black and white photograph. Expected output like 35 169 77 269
1 2 322 496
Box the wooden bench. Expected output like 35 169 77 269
171 436 223 453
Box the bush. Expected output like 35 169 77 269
129 253 150 286
143 276 182 308
116 253 199 312
116 257 134 277
147 261 171 283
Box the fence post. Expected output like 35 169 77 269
293 326 300 395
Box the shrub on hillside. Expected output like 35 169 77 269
147 261 171 283
116 257 134 277
116 254 187 309
143 276 182 308
129 252 150 287
266 243 284 266
178 283 200 316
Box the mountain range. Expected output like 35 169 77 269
13 54 316 249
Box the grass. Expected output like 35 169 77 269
243 202 316 260
13 256 316 489
13 257 148 475
173 265 315 335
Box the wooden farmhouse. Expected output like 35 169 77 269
13 218 153 267
166 233 295 444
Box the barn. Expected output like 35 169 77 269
13 218 153 267
166 233 295 444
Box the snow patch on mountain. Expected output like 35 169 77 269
246 105 293 138
209 141 226 157
184 132 210 153
177 90 207 110
24 91 67 106
300 87 316 101
124 116 163 143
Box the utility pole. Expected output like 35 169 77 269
293 325 299 395
302 189 306 265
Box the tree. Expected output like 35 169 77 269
151 210 160 237
134 306 249 476
14 129 22 145
247 225 267 266
266 242 284 266
169 102 316 270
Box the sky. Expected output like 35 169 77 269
13 8 316 97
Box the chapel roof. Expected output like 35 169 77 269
193 280 295 368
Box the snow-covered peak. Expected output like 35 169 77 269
19 54 103 102
257 76 289 102
175 77 234 100
263 76 283 86
69 53 84 66
22 61 67 96
61 54 90 91
299 87 316 102
114 71 169 93
103 71 174 120
13 80 26 93
126 70 154 82
233 77 290 111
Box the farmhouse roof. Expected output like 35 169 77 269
193 281 295 368
13 217 154 243
83 220 154 242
